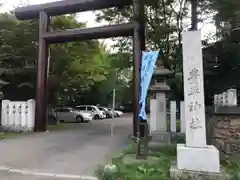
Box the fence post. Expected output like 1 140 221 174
170 101 176 133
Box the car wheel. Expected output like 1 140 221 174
94 115 100 120
76 116 84 123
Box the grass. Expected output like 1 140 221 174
95 139 240 180
0 123 76 139
0 123 72 139
95 143 176 180
0 131 26 140
47 122 76 131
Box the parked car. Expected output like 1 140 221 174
54 107 93 123
75 105 106 120
99 107 116 118
116 104 133 112
107 108 123 117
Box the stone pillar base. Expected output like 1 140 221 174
149 131 171 147
170 162 229 180
176 144 220 173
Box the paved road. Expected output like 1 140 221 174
0 114 133 179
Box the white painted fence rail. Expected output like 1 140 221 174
1 99 35 132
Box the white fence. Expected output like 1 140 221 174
214 89 237 107
1 99 35 132
170 101 185 133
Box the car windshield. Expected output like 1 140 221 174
100 107 108 111
92 106 99 111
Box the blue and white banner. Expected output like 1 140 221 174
139 50 159 120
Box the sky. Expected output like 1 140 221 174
0 0 217 47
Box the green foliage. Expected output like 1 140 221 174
0 12 127 104
80 44 133 105
97 0 240 103
95 146 176 180
0 13 38 68
0 132 26 140
96 141 240 180
202 0 240 97
49 16 113 104
207 0 240 30
1 0 239 105
96 0 192 101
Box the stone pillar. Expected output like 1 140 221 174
180 101 185 133
27 99 36 132
170 31 221 178
216 94 219 107
156 92 167 132
149 90 171 146
150 99 157 132
227 89 237 106
15 102 22 131
220 93 223 106
170 101 177 133
149 66 172 146
8 102 14 131
222 92 228 106
21 102 27 130
214 94 218 112
1 100 10 130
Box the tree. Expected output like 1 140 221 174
201 0 240 103
208 0 240 31
81 44 132 105
0 13 111 104
96 0 192 100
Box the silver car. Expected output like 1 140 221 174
107 108 123 117
75 105 106 120
54 107 93 123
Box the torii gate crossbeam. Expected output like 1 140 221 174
15 0 132 20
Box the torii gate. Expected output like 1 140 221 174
14 0 146 136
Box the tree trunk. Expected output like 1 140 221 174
190 0 198 30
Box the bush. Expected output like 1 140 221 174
96 139 240 180
95 145 176 180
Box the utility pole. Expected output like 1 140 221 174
111 89 116 137
190 0 198 30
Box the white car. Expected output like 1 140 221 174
114 110 123 117
99 107 116 118
54 107 93 123
107 108 123 117
75 105 106 120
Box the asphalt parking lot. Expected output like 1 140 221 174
0 114 133 180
